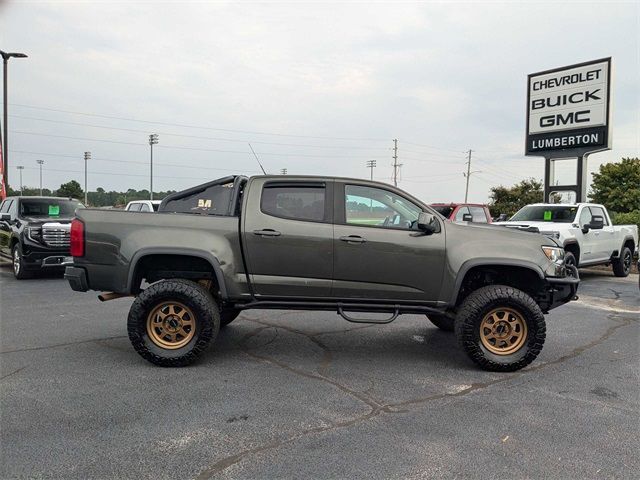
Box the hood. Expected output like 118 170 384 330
448 220 559 246
496 221 567 231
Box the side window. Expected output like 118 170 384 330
128 203 142 212
469 206 488 223
579 208 592 226
454 206 470 221
344 184 421 230
261 185 326 222
590 206 609 225
140 203 151 212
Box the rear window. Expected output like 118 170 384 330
261 185 326 222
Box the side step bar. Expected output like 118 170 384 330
235 300 444 324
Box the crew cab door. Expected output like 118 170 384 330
578 206 612 264
0 199 15 256
242 178 334 297
332 182 446 302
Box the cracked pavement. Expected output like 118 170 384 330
1 267 638 479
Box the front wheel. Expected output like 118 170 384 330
564 251 578 276
12 244 31 280
455 285 546 372
612 246 632 277
127 279 220 367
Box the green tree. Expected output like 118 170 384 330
56 180 84 199
489 178 543 218
589 158 640 213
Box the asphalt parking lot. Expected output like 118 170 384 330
1 267 638 479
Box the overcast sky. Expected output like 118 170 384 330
1 0 638 202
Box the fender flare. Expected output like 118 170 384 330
449 258 545 306
562 240 581 260
617 235 636 257
126 247 228 298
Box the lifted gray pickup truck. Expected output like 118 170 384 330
65 175 579 371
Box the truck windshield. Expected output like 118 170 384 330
510 205 578 223
20 199 83 218
431 206 454 218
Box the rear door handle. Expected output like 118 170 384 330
339 235 366 244
253 229 281 237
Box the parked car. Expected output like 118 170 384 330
496 203 638 277
65 175 578 372
430 203 492 223
0 196 83 279
125 200 161 212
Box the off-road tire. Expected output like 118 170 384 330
427 314 454 332
612 246 632 277
455 285 546 372
219 308 241 328
12 244 31 280
127 279 219 367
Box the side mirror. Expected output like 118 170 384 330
417 212 437 234
462 213 473 222
589 215 604 230
0 213 11 222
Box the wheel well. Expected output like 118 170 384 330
455 265 545 307
131 254 220 296
564 242 580 264
623 238 635 254
10 237 19 250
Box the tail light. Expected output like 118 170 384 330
70 218 85 257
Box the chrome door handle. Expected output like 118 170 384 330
339 235 366 244
253 229 281 237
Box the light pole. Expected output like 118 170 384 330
84 151 91 205
366 159 376 180
1 50 28 192
16 165 23 194
148 134 158 200
36 159 44 195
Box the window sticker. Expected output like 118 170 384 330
543 210 552 221
49 205 60 216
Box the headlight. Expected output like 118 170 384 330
542 246 564 263
27 227 42 242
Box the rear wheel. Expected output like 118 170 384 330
455 285 546 372
127 279 219 367
427 314 454 332
612 246 632 277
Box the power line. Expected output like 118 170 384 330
8 103 390 142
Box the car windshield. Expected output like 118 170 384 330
20 199 83 218
510 205 578 223
431 206 454 218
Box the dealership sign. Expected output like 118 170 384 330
526 58 611 156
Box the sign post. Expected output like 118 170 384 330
525 58 612 202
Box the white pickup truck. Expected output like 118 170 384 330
497 203 638 277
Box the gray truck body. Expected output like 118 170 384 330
66 176 577 315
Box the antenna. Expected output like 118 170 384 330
248 143 267 175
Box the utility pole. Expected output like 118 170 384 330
1 50 28 192
392 139 399 187
463 149 480 203
84 151 91 205
366 160 376 180
36 159 44 195
280 168 287 175
16 165 23 194
148 134 158 200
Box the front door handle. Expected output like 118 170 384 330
253 229 281 237
339 235 366 244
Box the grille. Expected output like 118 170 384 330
42 224 71 248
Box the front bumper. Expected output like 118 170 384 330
540 265 580 312
65 266 89 292
21 246 73 270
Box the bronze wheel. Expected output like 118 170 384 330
479 307 528 356
146 301 196 349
